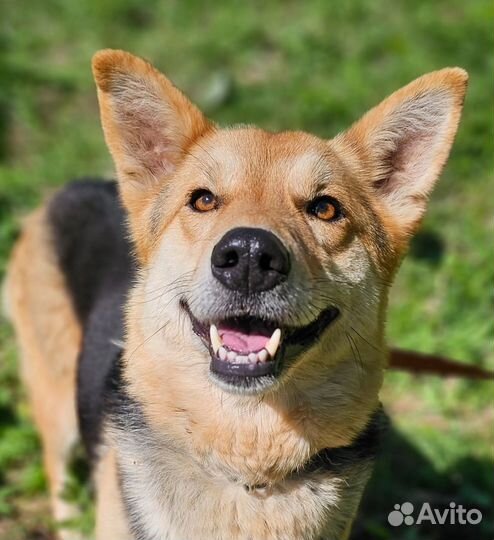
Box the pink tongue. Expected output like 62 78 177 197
219 329 270 353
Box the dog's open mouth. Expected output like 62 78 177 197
181 301 339 392
209 320 282 378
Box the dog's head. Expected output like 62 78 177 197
93 50 467 396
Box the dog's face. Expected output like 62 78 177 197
93 50 467 396
133 129 397 396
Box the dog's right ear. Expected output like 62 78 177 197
92 49 212 231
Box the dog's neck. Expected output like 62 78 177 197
240 405 385 493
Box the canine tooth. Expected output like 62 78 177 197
248 352 258 363
258 349 269 363
209 324 222 354
265 328 281 358
219 347 227 361
227 351 237 362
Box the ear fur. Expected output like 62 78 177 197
336 68 468 238
92 49 212 221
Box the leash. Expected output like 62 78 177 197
389 348 494 380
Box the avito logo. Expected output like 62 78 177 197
388 502 482 527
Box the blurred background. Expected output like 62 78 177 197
0 1 492 539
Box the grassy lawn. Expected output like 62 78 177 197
0 1 492 538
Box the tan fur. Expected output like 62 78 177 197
95 447 133 540
6 209 82 539
6 49 468 540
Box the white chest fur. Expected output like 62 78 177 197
116 438 372 540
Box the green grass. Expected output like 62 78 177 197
0 1 492 538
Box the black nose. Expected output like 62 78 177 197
211 227 291 293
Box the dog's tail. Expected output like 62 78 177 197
389 348 494 380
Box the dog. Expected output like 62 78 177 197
4 50 468 539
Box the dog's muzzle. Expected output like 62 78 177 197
180 227 340 394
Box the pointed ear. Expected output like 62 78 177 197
92 49 212 217
336 68 468 238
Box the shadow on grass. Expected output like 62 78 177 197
409 230 445 267
355 425 493 540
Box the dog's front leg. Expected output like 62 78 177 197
94 447 133 540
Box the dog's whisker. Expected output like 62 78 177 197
126 321 170 363
131 271 195 297
346 332 364 379
350 326 385 355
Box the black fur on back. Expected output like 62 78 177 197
47 179 136 460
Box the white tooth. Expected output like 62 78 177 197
265 328 281 358
236 355 248 364
248 352 258 363
210 324 222 354
258 349 268 363
219 347 227 360
227 351 237 362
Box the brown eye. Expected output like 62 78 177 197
307 196 342 222
189 189 218 212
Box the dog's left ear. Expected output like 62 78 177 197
92 49 212 226
336 68 468 239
